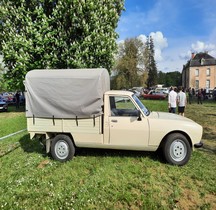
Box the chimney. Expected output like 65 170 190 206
191 52 195 59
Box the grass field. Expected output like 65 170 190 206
0 105 26 138
0 101 215 210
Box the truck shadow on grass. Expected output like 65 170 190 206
76 147 165 163
19 134 165 163
19 134 46 155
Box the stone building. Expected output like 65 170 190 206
182 52 216 90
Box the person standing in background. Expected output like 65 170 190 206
188 87 192 104
213 87 216 101
15 91 20 109
177 86 187 116
168 87 177 113
197 89 203 104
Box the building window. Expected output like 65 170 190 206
195 69 199 76
206 68 210 76
195 80 199 89
201 58 205 65
206 80 210 89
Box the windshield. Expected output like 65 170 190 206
132 94 150 116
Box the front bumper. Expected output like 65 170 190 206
194 141 203 148
0 105 8 111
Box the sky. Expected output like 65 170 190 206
116 0 216 73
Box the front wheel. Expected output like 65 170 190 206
163 133 191 166
51 134 75 162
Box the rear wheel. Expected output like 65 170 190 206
51 134 75 162
163 133 191 166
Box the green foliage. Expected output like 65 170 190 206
0 63 7 92
0 0 124 90
145 36 158 88
112 37 146 89
158 71 182 87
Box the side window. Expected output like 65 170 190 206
206 68 210 76
110 96 138 117
206 80 210 89
195 80 199 89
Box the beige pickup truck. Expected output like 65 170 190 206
25 68 203 166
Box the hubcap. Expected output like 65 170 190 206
55 140 69 159
170 139 187 162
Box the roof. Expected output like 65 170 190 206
105 90 133 96
190 52 216 67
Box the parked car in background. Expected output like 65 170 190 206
1 92 15 104
142 90 167 100
0 97 8 111
6 96 15 104
155 87 169 94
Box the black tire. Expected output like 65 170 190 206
163 133 191 166
51 134 75 162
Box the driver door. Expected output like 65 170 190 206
109 96 149 148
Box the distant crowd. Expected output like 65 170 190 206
168 86 216 116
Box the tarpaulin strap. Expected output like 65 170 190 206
53 115 55 126
93 115 95 127
101 114 104 134
76 116 78 126
33 114 35 125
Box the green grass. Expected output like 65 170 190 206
0 101 216 210
0 105 26 137
142 99 169 112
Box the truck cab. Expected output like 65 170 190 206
103 91 150 150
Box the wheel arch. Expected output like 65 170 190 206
53 132 76 146
45 132 76 153
159 130 192 149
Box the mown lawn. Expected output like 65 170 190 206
0 101 215 210
0 105 26 137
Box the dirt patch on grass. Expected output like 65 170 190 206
37 160 50 168
176 188 201 210
176 188 216 210
204 194 216 209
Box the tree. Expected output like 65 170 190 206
157 71 166 85
158 71 182 87
112 37 146 89
165 71 182 87
145 36 158 88
0 0 124 90
0 63 7 92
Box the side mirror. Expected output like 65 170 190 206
137 110 142 121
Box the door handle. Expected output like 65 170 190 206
111 119 118 123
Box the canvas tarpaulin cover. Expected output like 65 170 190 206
25 68 110 119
